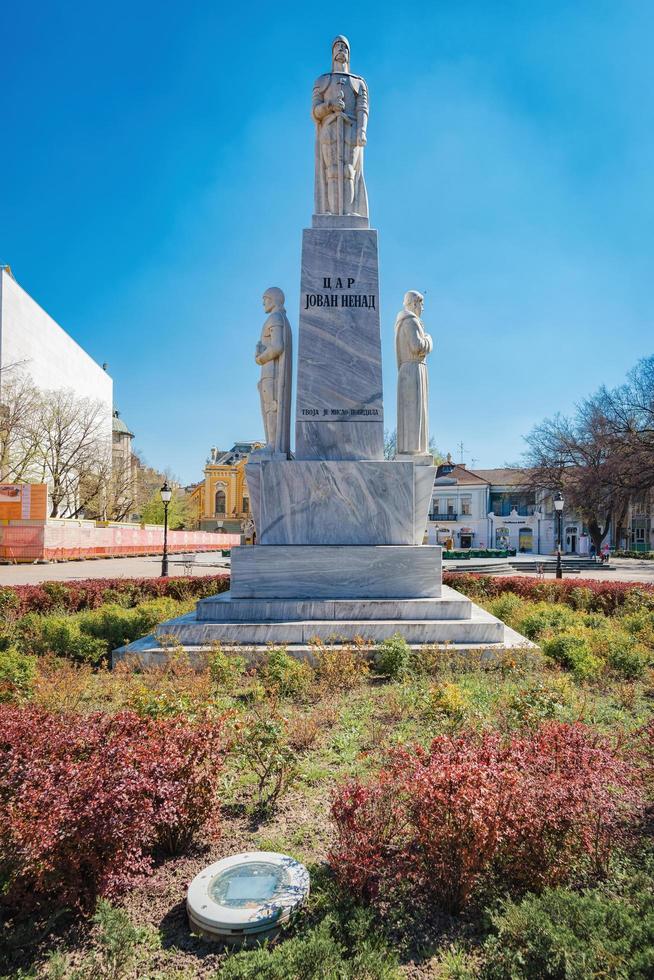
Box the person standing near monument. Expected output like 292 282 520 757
395 290 433 461
255 287 292 458
312 36 369 218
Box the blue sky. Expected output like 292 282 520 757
2 1 653 483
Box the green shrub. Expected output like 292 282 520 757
605 637 649 680
208 643 246 690
541 632 601 680
17 613 107 664
220 907 399 979
259 647 313 699
487 594 527 630
482 887 654 979
620 609 654 647
503 675 576 727
374 633 414 680
0 647 36 703
79 604 142 651
519 603 578 641
80 597 185 651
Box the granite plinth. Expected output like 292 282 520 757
197 589 472 622
295 228 383 460
246 459 435 545
230 545 442 599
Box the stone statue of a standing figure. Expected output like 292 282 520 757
395 291 433 462
255 287 293 458
312 36 369 218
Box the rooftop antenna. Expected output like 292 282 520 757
457 441 467 464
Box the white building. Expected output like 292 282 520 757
427 462 591 555
0 266 113 447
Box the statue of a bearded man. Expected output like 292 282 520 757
254 287 293 458
395 291 433 462
312 36 369 218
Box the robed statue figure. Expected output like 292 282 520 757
255 287 293 458
312 36 369 218
395 290 433 461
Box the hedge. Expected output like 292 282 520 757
443 573 654 613
0 575 229 620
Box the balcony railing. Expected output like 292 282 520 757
429 512 458 521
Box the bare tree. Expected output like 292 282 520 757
523 355 654 553
25 389 110 518
0 374 42 481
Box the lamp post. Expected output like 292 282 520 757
160 481 172 577
554 491 564 579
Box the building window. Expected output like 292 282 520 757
214 488 226 515
446 497 456 515
243 496 249 514
634 527 646 543
461 495 472 516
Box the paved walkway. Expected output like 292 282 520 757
0 553 229 585
0 553 651 587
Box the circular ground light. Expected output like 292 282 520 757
187 851 310 943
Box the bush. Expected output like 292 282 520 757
17 612 107 664
258 647 313 699
503 675 577 728
443 573 654 615
486 593 527 629
519 603 578 641
605 636 650 680
312 639 370 694
208 643 246 690
0 706 225 914
330 723 642 914
0 647 36 703
0 575 230 619
236 699 298 811
482 887 654 979
374 633 414 680
427 681 469 724
541 632 601 680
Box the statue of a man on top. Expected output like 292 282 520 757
312 36 369 218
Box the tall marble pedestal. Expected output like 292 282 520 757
113 218 527 663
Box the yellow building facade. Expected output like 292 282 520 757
189 443 262 534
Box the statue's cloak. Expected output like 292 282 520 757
313 71 369 218
273 309 293 456
395 310 432 456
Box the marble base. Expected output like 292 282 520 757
312 213 370 229
295 227 383 461
395 452 434 466
197 590 472 622
230 545 442 599
246 459 435 546
112 586 535 661
151 607 505 645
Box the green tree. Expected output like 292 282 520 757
140 487 193 529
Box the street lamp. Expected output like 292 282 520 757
160 481 172 577
554 491 564 579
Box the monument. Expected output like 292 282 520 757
114 37 526 660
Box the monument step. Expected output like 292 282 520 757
197 588 472 622
154 611 505 645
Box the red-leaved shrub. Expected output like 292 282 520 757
0 575 229 620
330 722 642 913
442 572 654 614
0 706 226 914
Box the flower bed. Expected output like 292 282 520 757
0 706 226 913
